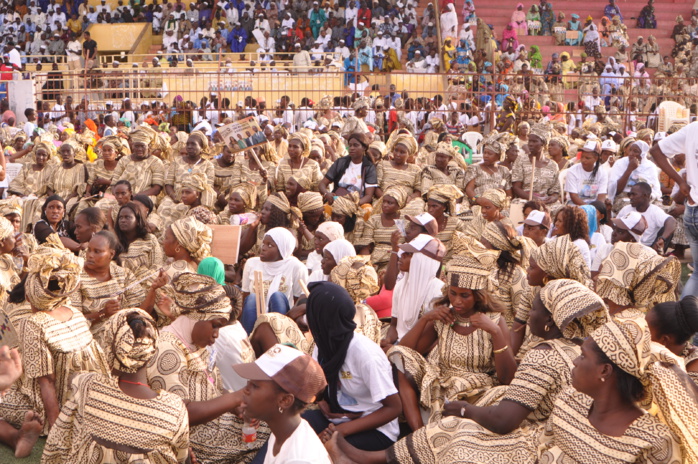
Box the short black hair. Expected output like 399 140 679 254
633 182 652 197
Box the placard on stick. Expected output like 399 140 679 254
208 225 242 265
218 116 269 153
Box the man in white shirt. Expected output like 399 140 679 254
50 95 65 121
96 0 111 15
23 108 37 138
651 121 698 296
617 182 676 250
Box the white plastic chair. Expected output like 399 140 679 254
462 131 483 160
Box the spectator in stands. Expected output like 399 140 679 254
527 5 541 35
82 30 97 69
637 0 657 28
583 16 602 58
646 35 661 68
604 0 623 22
441 4 458 39
539 0 554 36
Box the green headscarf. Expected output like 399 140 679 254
529 46 542 69
197 257 226 285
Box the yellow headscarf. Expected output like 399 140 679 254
289 132 311 158
0 197 21 219
332 192 360 217
231 182 257 210
330 255 379 303
427 184 463 214
171 273 232 321
0 217 14 241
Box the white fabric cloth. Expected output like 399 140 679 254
214 322 254 392
324 239 357 266
312 333 399 441
440 3 458 38
392 251 444 340
659 122 698 204
263 418 331 464
618 204 671 247
564 162 609 203
572 238 592 268
608 141 661 200
262 228 298 305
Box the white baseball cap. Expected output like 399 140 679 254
405 212 438 235
611 211 648 243
398 234 446 261
601 139 617 153
523 210 551 229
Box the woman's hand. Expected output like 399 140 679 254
102 299 122 318
156 294 176 321
150 270 169 291
424 305 455 325
324 191 334 204
442 400 468 418
0 346 22 393
390 230 401 252
470 312 500 335
318 400 363 420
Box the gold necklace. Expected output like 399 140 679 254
452 315 471 327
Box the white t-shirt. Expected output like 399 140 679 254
564 162 609 203
306 250 322 274
264 419 331 464
658 122 698 205
214 322 254 392
589 232 607 266
312 333 399 441
241 257 308 306
618 204 671 247
573 238 592 268
338 161 364 193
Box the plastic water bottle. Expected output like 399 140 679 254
242 419 257 448
230 213 258 226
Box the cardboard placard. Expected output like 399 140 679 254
208 224 242 265
3 163 22 187
218 116 268 153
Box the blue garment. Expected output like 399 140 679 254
344 56 357 86
580 204 598 238
230 0 245 17
240 292 290 334
604 4 622 21
343 27 355 48
227 27 248 53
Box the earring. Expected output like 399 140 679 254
278 407 284 414
600 377 605 383
542 276 550 285
175 246 182 253
544 324 550 332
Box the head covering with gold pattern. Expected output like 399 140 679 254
297 191 324 212
171 273 232 321
230 182 257 210
289 132 311 158
532 235 592 287
332 192 360 217
0 197 22 219
427 184 463 214
182 172 217 208
0 217 14 241
539 279 608 338
26 249 82 311
446 235 499 290
529 120 553 145
170 216 213 263
101 308 158 374
330 255 379 303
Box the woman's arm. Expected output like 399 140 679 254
445 398 531 435
334 393 401 437
186 391 244 426
360 186 375 205
464 177 477 201
38 375 60 429
165 185 178 201
511 181 529 200
568 192 585 206
319 177 332 202
398 306 452 354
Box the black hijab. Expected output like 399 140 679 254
306 281 357 413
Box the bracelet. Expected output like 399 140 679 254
391 251 399 255
493 345 509 354
460 406 467 417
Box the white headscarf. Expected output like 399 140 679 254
263 227 298 305
316 221 345 242
441 3 458 38
392 234 445 340
324 240 357 278
608 140 661 200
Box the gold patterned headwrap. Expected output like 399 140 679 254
352 97 370 111
446 235 499 290
549 135 570 154
368 141 386 158
310 139 326 159
101 308 158 374
481 220 527 266
539 279 608 339
297 192 324 212
434 141 459 159
33 140 57 159
182 172 217 208
529 120 553 145
98 135 130 157
170 216 213 263
289 174 312 191
289 132 311 157
266 192 301 228
171 273 232 321
479 189 508 211
427 184 463 214
188 131 210 155
230 182 257 210
532 235 592 287
153 132 173 161
619 136 636 154
636 128 655 142
393 133 418 157
330 255 379 303
0 217 14 241
382 186 409 209
129 129 156 149
0 197 22 219
429 118 445 132
596 242 680 308
25 249 82 311
332 191 360 217
273 125 289 137
482 131 509 158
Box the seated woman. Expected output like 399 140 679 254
72 231 146 340
330 192 366 246
80 135 128 214
382 235 445 350
218 182 257 226
645 296 698 384
565 14 582 45
565 140 608 205
114 202 164 281
46 142 87 217
526 5 541 36
323 278 609 464
511 122 561 210
157 131 215 221
238 192 298 257
159 172 218 230
608 139 660 213
230 148 274 207
7 142 54 232
303 281 401 451
0 198 38 258
306 221 345 279
464 189 511 240
240 227 308 334
96 180 133 229
0 217 22 306
213 144 236 210
465 132 513 201
420 142 466 193
551 206 592 267
387 241 517 431
637 0 657 28
425 184 468 263
147 273 269 463
375 133 422 209
552 12 567 45
42 309 189 463
33 195 81 252
0 249 109 457
357 186 407 272
275 132 323 193
295 191 325 261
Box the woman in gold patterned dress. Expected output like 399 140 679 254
46 143 87 217
109 129 165 202
230 149 273 208
217 182 257 225
142 216 212 328
425 184 468 263
0 217 22 307
358 186 407 272
536 319 685 463
213 144 236 210
147 273 268 464
645 296 698 385
375 134 422 209
323 279 609 464
595 241 681 321
296 191 325 261
72 231 146 341
420 141 467 193
387 242 517 431
158 131 215 219
238 192 300 257
0 249 109 457
114 202 164 281
42 309 189 464
159 172 218 230
275 132 323 193
7 141 55 232
78 135 129 215
464 131 513 200
330 192 366 246
511 122 561 210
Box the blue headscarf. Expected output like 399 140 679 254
579 205 598 239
